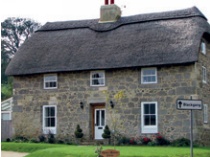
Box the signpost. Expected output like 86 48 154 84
176 98 202 157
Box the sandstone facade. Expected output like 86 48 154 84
12 43 210 145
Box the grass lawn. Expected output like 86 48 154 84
1 142 210 157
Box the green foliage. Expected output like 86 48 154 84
147 141 157 146
171 137 190 147
117 136 130 145
74 125 83 138
1 83 13 100
102 125 111 139
1 17 41 99
47 132 55 144
95 144 103 157
155 133 170 146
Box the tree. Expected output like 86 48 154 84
1 17 41 56
1 17 41 100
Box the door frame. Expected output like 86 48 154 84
91 103 105 140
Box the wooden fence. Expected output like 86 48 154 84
1 120 13 141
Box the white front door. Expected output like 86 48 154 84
95 109 106 139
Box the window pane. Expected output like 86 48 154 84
93 73 99 78
101 110 105 126
144 104 149 114
45 118 50 127
96 110 100 126
143 77 149 82
50 107 55 116
144 115 150 125
150 104 155 114
93 79 99 85
98 73 104 78
45 82 49 88
151 115 156 125
143 69 155 75
98 79 104 85
45 108 50 117
51 118 55 126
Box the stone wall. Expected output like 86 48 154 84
194 39 210 146
12 62 209 143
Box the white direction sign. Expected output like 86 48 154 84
176 99 202 110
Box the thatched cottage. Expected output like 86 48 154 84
6 2 210 145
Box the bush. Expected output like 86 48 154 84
47 132 55 144
141 137 151 145
13 136 28 142
74 125 83 138
129 137 137 145
102 125 111 139
155 134 170 146
29 138 39 143
117 136 130 145
38 134 46 142
148 141 157 146
6 138 11 142
171 138 190 147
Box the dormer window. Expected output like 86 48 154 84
201 41 206 55
44 74 57 89
90 71 105 86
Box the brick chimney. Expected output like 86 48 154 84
99 0 121 23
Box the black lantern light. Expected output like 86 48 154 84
80 102 84 109
110 100 114 108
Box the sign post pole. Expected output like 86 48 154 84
190 96 193 157
176 97 203 157
190 109 193 157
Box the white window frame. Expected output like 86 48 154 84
141 67 157 84
44 74 58 89
43 105 57 134
204 104 208 124
141 102 158 134
201 42 206 55
202 66 207 84
90 71 105 86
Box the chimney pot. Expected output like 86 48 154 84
105 0 108 5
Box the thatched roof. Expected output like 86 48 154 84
6 7 210 76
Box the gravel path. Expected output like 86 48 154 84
1 151 29 157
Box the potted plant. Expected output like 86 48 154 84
102 125 111 145
74 124 83 144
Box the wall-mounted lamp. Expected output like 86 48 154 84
80 102 84 109
110 100 115 108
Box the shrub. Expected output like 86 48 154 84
141 137 151 145
38 134 46 142
74 125 84 138
47 132 55 144
13 136 28 142
118 136 130 145
129 137 137 145
6 138 11 142
148 141 157 146
155 133 170 146
102 125 111 139
171 138 190 147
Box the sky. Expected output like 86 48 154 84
1 0 210 24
